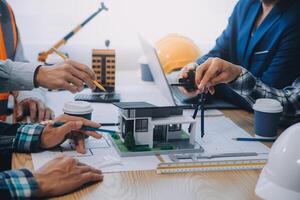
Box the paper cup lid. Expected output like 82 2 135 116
253 98 283 113
63 101 93 115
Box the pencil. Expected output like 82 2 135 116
232 138 276 142
93 80 106 92
52 122 116 134
52 48 106 92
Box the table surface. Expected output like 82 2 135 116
12 109 274 200
12 71 276 200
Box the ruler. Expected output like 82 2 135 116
157 159 267 174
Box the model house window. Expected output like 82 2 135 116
168 124 181 132
135 119 148 132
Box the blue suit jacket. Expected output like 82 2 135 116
196 0 300 89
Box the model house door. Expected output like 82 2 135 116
153 125 167 142
122 118 134 138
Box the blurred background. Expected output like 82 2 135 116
9 0 237 70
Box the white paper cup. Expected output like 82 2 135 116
253 99 283 138
63 101 93 120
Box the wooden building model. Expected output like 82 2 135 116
92 49 116 92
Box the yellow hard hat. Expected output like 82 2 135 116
155 33 201 74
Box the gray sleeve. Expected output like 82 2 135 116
13 34 29 63
229 68 300 124
0 59 37 92
13 34 47 102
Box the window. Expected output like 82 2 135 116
135 119 148 132
168 124 181 132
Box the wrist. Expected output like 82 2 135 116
234 65 242 78
228 65 242 84
34 65 43 87
33 171 48 197
3 169 39 198
13 124 45 152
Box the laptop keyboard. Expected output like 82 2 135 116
171 86 199 104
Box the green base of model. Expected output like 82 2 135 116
110 131 203 157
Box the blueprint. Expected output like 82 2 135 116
32 116 270 173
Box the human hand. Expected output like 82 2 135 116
36 60 96 93
40 114 102 153
16 98 54 122
33 155 103 198
195 58 242 94
178 63 200 97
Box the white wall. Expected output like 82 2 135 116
9 0 237 69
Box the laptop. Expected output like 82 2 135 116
138 35 251 110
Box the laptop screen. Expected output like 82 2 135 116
138 35 177 106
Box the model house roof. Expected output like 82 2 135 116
113 102 155 109
113 102 183 118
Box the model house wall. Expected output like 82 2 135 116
114 102 197 148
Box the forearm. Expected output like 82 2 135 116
0 122 44 153
229 68 300 120
0 122 44 171
0 168 39 199
0 59 38 92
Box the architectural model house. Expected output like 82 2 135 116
92 49 116 92
112 102 201 156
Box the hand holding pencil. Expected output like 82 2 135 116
52 48 106 92
40 114 102 154
35 48 106 93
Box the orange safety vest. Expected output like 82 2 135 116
0 2 18 121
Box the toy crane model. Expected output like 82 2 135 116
37 2 108 62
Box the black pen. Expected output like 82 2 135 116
200 93 205 138
232 138 276 142
100 123 119 126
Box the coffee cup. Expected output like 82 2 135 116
253 98 283 138
139 56 153 82
63 101 93 120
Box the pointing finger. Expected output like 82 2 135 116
55 121 83 138
83 131 102 139
195 58 212 86
81 118 101 128
75 135 86 154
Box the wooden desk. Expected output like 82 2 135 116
12 109 272 200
